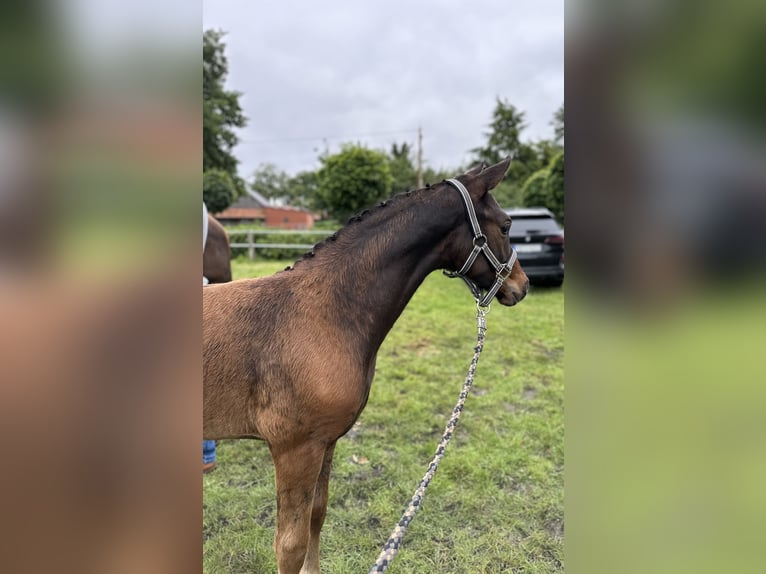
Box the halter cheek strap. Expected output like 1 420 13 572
443 178 518 308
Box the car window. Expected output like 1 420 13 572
508 215 561 234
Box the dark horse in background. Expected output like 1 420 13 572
203 159 528 573
203 214 232 284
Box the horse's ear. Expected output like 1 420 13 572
471 157 511 197
463 162 486 177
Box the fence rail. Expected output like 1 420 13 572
226 228 334 259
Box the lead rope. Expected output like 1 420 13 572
368 306 488 574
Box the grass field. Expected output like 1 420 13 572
203 257 564 573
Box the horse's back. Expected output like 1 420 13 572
203 276 286 375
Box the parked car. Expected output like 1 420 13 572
505 207 564 287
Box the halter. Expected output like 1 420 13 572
443 178 517 308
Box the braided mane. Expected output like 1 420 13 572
284 183 436 270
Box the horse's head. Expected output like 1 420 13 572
444 158 529 307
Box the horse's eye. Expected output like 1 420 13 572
501 223 511 236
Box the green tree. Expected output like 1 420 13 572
288 170 320 210
204 29 246 205
522 169 549 208
250 164 320 210
203 169 236 214
316 145 393 221
521 151 564 222
472 98 528 165
471 98 545 204
533 138 561 167
387 142 418 192
422 165 452 186
251 163 290 200
552 104 564 146
491 179 524 208
505 142 543 204
545 151 564 222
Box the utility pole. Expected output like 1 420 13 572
417 126 423 189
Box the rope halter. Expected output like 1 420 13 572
443 178 518 308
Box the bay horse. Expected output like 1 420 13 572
203 158 528 573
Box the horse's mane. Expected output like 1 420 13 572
283 182 438 271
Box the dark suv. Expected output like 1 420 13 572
505 207 564 287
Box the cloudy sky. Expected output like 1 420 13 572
203 0 563 178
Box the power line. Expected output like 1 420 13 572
238 128 419 145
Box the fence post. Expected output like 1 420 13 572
247 230 255 260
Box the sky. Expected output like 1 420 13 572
203 0 564 178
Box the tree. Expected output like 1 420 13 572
471 98 546 205
288 170 320 210
520 107 565 217
316 145 393 222
545 151 564 222
533 138 561 167
250 164 320 210
522 169 549 208
422 165 453 186
552 104 564 146
491 179 525 208
521 151 564 222
472 98 528 165
251 163 290 202
387 142 418 192
204 29 246 206
203 169 236 214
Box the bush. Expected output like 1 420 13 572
226 226 335 261
492 179 524 208
520 151 564 222
522 168 549 208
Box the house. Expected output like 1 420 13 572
262 205 315 229
214 189 315 229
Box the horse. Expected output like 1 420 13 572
203 214 232 284
203 158 528 574
203 209 232 472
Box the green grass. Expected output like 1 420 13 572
204 257 563 573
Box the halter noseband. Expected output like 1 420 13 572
443 178 518 308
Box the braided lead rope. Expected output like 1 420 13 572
368 308 488 574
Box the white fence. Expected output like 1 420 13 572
227 228 334 259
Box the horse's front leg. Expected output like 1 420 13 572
270 440 326 574
300 442 336 574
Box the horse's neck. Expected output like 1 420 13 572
305 190 462 355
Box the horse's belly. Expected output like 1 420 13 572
203 389 263 440
203 358 263 439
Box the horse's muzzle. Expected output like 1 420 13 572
497 277 529 306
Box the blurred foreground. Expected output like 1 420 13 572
1 1 200 573
567 1 766 573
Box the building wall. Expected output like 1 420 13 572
263 207 314 229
